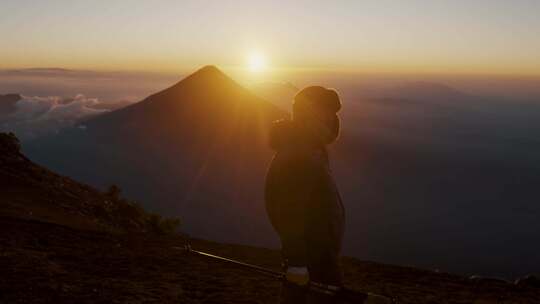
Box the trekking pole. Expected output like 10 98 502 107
175 242 396 303
183 243 284 279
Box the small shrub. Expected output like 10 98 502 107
147 213 181 235
101 184 181 234
105 184 122 201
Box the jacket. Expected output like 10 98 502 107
265 119 345 267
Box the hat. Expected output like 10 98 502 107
293 86 341 115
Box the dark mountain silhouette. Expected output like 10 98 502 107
26 65 287 245
18 67 75 73
3 131 539 303
0 93 21 118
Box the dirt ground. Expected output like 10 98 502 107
1 216 538 304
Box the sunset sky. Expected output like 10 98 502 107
1 0 539 75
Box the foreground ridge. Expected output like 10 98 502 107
1 132 539 303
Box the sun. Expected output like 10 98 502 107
247 51 267 72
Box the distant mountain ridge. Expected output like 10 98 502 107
387 81 472 101
249 82 299 111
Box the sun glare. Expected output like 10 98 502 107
248 52 267 72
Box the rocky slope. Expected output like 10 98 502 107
0 132 176 233
1 133 539 303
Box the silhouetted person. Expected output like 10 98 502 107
265 86 345 304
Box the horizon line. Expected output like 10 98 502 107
1 65 540 79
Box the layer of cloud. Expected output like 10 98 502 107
1 94 109 139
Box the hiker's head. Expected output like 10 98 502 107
293 86 341 145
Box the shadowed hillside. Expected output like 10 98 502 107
2 132 539 303
0 132 178 233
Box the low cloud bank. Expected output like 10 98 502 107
1 94 110 139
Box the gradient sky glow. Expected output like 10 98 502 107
1 0 540 75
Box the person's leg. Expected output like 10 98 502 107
305 214 344 304
306 254 344 304
280 237 309 304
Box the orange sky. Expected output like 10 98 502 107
1 1 539 76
